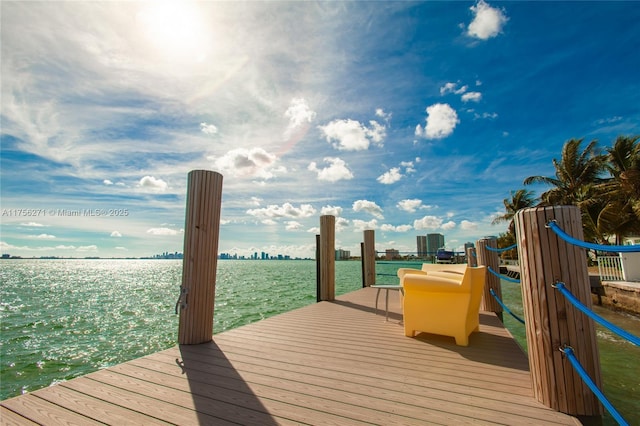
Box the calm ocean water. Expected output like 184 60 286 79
1 259 638 424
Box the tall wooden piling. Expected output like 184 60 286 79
476 237 503 320
178 170 223 345
466 247 477 267
319 215 335 301
363 230 376 287
515 206 602 418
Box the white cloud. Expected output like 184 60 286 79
380 223 412 232
115 246 128 251
210 147 279 179
247 203 316 221
442 221 456 230
397 199 426 213
335 217 350 231
400 161 416 173
32 233 56 239
352 219 378 232
375 108 392 123
475 112 498 120
284 98 316 137
468 0 508 40
147 227 180 235
415 103 459 140
353 200 384 220
318 118 386 151
250 196 262 206
440 82 468 95
103 179 113 185
377 167 402 184
413 215 443 230
139 176 168 192
321 205 343 216
460 220 478 230
461 92 482 102
77 245 98 252
110 231 122 237
308 157 354 182
20 222 45 227
200 122 218 135
285 221 303 230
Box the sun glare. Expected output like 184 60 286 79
137 2 211 63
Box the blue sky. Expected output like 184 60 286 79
1 1 639 259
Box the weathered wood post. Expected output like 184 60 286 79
515 206 602 419
316 234 321 302
476 237 503 321
319 215 335 301
466 247 477 267
178 170 223 345
362 230 376 287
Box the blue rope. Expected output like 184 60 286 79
485 243 517 253
547 221 640 253
553 282 640 346
489 288 525 324
561 346 629 426
487 266 521 284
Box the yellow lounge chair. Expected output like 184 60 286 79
396 263 468 306
400 265 486 346
397 263 467 281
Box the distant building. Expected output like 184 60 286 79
416 236 427 257
151 251 183 259
335 249 351 260
426 233 445 256
385 249 400 260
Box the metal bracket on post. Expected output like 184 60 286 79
175 286 189 314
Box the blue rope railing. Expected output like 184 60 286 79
553 282 640 346
487 266 521 284
560 345 629 426
489 288 525 324
547 221 640 253
485 243 517 253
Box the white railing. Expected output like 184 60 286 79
597 256 624 281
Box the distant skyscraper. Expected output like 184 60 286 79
416 236 427 257
426 233 445 255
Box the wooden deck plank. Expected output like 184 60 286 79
1 287 580 425
143 347 572 425
32 385 173 426
0 407 38 426
59 376 240 425
1 394 104 425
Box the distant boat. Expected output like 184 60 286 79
436 248 454 263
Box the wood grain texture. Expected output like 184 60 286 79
2 287 580 425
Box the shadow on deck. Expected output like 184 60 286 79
1 287 579 425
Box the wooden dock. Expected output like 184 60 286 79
1 287 580 425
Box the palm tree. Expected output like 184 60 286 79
523 138 607 206
524 138 607 240
596 135 640 243
492 189 537 235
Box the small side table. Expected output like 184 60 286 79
371 284 403 321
